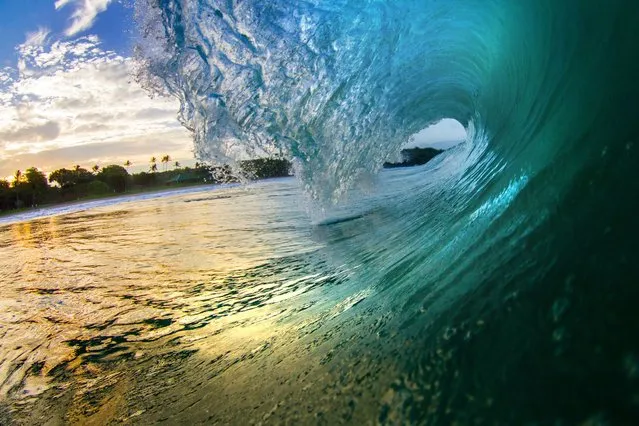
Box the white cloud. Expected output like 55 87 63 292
17 35 107 70
0 34 193 176
406 119 467 150
55 0 114 36
24 28 51 47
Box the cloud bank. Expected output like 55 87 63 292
0 33 192 177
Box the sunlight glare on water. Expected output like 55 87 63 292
0 179 354 423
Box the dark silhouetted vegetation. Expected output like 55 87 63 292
0 157 292 214
383 147 443 168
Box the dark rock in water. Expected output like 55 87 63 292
383 147 443 168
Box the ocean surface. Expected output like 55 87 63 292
3 0 639 423
0 169 477 424
0 178 327 423
1 155 638 424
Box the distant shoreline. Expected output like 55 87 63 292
0 182 219 221
0 176 302 224
1 158 292 217
383 147 444 169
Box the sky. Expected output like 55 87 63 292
0 0 193 178
0 1 466 179
405 119 467 150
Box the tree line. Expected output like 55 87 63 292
0 156 291 213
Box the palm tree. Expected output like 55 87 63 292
150 157 157 173
161 155 171 171
13 170 23 189
123 161 132 191
174 161 180 169
92 164 100 174
13 170 23 206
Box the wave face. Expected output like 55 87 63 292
134 0 639 423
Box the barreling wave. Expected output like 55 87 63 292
134 0 638 204
132 0 639 423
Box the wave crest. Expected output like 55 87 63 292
134 0 501 200
134 0 639 205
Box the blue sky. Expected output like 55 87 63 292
0 0 132 64
0 0 193 178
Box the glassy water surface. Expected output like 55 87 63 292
0 178 354 423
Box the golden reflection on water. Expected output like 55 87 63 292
0 182 338 424
10 216 63 247
11 222 34 247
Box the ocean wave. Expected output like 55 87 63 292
131 0 639 422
